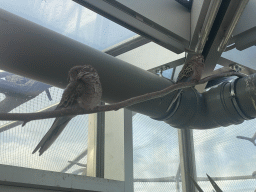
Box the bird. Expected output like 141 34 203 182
166 53 205 112
32 65 102 156
236 132 256 146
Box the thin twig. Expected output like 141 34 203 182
0 71 246 121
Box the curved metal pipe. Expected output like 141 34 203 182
0 9 255 129
160 75 256 129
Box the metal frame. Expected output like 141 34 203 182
0 164 124 192
123 109 134 192
73 0 190 53
178 130 197 192
103 35 151 57
134 175 256 182
96 102 105 178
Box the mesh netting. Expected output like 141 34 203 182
0 78 88 174
133 113 180 192
194 119 256 191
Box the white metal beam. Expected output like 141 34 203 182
116 0 190 41
74 0 190 53
104 109 133 192
0 164 124 192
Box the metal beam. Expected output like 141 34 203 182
178 130 197 192
0 164 124 192
202 0 249 77
134 175 256 182
103 35 151 57
61 149 88 173
232 0 256 36
73 0 189 53
147 58 185 74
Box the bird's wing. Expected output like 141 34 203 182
32 81 80 155
32 115 75 156
58 81 79 108
206 174 223 192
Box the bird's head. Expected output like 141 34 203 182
68 65 98 82
191 54 204 64
68 66 84 82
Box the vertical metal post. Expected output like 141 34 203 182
87 113 98 177
87 102 105 178
175 163 181 192
96 102 105 178
124 109 134 192
178 129 197 192
104 108 133 192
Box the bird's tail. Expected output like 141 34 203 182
32 115 74 156
166 89 182 112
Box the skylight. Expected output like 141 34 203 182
0 0 136 50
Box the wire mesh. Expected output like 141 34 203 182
197 179 256 192
0 72 88 174
194 119 256 192
0 0 135 51
132 113 180 192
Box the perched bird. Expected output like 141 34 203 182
236 132 256 146
32 65 102 156
166 54 205 112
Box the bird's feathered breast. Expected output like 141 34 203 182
177 55 205 83
58 68 102 110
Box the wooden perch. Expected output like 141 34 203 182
0 71 246 122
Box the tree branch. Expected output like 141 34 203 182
0 71 246 122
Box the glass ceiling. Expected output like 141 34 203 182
222 46 256 71
0 0 136 51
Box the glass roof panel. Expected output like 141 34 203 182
0 0 136 51
222 46 256 71
117 42 185 70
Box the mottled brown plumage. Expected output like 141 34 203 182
33 65 102 156
177 54 205 83
166 54 205 112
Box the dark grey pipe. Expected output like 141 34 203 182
161 75 256 129
0 9 255 129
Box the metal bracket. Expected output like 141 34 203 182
230 79 252 120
